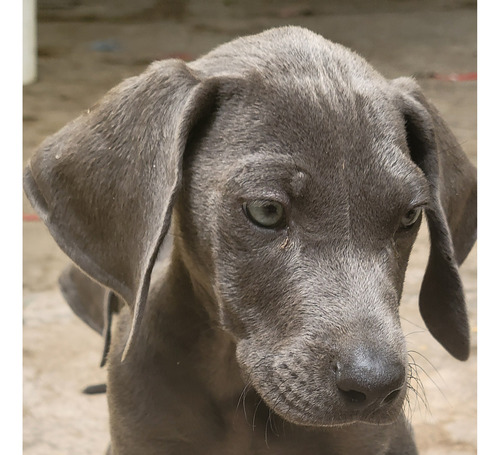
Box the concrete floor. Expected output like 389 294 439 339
23 1 477 454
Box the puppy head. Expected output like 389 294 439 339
24 27 476 427
176 70 422 426
177 28 475 426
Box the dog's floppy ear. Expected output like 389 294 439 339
393 77 476 361
59 264 121 366
59 264 108 336
24 60 217 360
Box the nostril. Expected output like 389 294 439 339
338 388 367 404
382 388 401 404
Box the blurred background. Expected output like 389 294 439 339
23 1 476 454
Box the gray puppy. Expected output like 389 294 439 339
24 26 476 454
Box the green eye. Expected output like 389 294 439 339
243 200 286 229
400 207 423 229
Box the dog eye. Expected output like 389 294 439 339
400 207 423 229
243 200 285 229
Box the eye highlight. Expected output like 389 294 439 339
400 206 423 229
243 200 286 229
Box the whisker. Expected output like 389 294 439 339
404 329 426 338
252 398 263 431
408 371 429 413
265 409 271 447
235 381 252 425
405 354 433 420
409 359 449 405
408 350 445 382
400 316 426 330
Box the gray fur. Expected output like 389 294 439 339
24 27 476 454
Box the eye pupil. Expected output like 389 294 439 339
244 200 285 229
264 205 278 215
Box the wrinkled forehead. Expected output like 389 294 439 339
216 75 415 191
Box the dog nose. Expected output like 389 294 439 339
335 354 405 408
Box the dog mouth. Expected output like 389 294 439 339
250 373 407 428
237 345 408 428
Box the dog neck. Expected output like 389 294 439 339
141 245 247 404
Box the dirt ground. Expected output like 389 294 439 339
23 1 477 454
